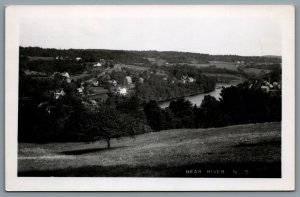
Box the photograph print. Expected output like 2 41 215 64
5 5 295 191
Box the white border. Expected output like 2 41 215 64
5 5 295 191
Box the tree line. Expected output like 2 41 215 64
143 82 281 131
19 72 281 149
20 46 281 65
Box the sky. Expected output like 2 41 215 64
19 12 282 56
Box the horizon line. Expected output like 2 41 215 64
19 45 282 58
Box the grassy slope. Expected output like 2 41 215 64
18 122 281 177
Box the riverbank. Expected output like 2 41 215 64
159 81 241 108
156 88 215 104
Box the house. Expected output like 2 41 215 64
181 79 186 84
54 89 65 99
66 78 72 83
188 77 195 83
108 80 117 86
92 80 99 87
261 85 269 93
93 62 102 67
117 87 128 96
55 56 64 60
61 72 70 78
77 87 84 94
139 77 144 83
125 76 132 85
75 57 82 61
90 100 97 106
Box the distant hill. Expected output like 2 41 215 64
262 55 282 59
19 46 282 65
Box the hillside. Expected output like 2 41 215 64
18 122 281 177
20 46 282 65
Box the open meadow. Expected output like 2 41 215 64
18 122 281 177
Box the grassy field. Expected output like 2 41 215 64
202 73 245 83
176 61 239 71
18 122 281 177
242 68 272 77
114 64 149 71
27 56 54 61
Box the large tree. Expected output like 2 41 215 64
85 104 142 149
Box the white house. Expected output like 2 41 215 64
93 62 102 67
77 87 84 94
261 85 269 93
117 87 128 95
61 72 70 78
139 77 144 83
188 77 195 83
91 100 97 106
92 80 99 86
125 76 132 85
108 80 117 86
55 56 64 60
54 89 65 99
75 57 82 61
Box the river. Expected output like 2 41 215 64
158 82 240 108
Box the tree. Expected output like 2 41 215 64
144 100 173 131
168 98 194 128
85 104 141 149
86 105 122 149
199 95 223 127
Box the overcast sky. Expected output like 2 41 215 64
19 9 282 56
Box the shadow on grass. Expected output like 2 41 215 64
18 161 281 178
60 146 126 155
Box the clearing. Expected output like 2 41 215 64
18 122 281 177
